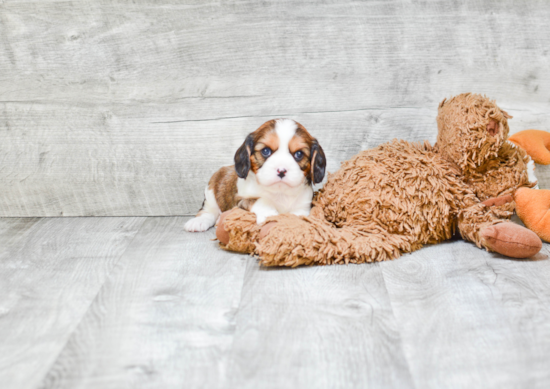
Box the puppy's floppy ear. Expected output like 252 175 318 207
234 134 254 179
310 140 326 185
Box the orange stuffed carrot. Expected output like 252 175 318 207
515 187 550 242
509 129 550 165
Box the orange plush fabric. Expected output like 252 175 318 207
217 93 543 266
509 130 550 165
515 187 550 242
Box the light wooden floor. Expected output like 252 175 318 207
1 217 549 389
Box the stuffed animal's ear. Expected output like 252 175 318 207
234 134 254 179
310 140 326 184
486 119 499 136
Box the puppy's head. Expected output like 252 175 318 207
234 119 326 188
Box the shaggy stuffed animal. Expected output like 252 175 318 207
215 93 549 266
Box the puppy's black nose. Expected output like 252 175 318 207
277 169 287 178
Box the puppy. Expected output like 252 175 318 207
184 118 326 232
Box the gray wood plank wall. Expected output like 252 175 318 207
1 0 550 216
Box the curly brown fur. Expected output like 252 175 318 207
437 93 534 202
207 166 240 212
219 93 538 266
255 140 507 266
437 93 511 173
218 208 262 253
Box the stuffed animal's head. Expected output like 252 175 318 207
436 93 512 174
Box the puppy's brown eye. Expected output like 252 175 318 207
294 150 304 161
261 147 272 157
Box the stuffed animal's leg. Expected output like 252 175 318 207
481 194 513 207
458 202 541 258
257 224 414 267
253 208 422 267
216 206 419 267
509 129 550 165
481 194 516 219
515 187 550 242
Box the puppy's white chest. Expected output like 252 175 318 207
237 173 312 214
268 187 312 213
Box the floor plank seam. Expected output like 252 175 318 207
149 106 429 124
378 263 419 389
217 256 254 388
36 217 149 388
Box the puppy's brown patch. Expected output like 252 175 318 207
206 166 259 213
255 131 280 154
207 166 239 213
250 120 278 173
237 197 258 211
291 123 316 175
288 136 310 154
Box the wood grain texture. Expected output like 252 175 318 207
40 217 248 389
224 259 414 389
0 217 145 389
381 241 550 389
1 0 550 216
1 217 550 387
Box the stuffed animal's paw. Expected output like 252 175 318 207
215 211 232 245
215 208 262 253
515 187 550 242
260 221 277 239
508 129 550 165
481 194 513 207
216 209 277 246
480 222 541 258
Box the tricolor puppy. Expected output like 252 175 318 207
184 118 326 232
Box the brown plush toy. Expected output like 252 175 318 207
216 93 549 266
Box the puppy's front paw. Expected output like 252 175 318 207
184 214 216 232
255 210 278 225
291 209 310 217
